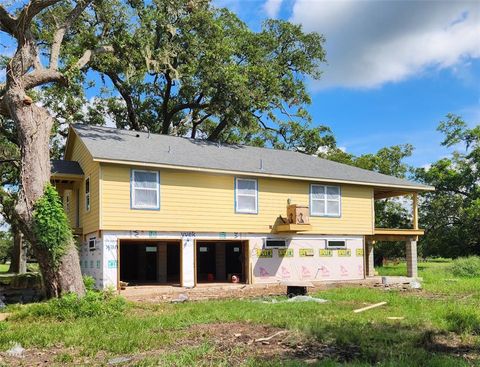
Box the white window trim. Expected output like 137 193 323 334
326 239 347 248
88 237 96 251
85 176 91 212
131 169 160 210
235 177 258 214
264 238 288 248
310 184 341 217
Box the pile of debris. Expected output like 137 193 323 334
373 276 422 291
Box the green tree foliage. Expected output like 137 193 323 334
0 230 12 264
0 117 19 247
41 0 334 154
33 184 72 267
415 114 480 258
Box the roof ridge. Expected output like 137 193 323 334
71 123 434 190
72 123 316 157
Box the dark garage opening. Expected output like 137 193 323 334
120 240 181 286
196 241 247 283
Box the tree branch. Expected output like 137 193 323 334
207 118 228 142
32 46 44 71
161 72 173 134
0 5 16 35
16 1 61 37
50 0 92 70
74 45 113 70
105 71 140 130
23 69 65 90
191 113 212 139
254 113 279 133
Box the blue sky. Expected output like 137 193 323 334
216 0 480 167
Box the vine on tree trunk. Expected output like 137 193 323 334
33 184 72 268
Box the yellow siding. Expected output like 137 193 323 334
66 135 100 235
101 164 374 235
63 189 74 225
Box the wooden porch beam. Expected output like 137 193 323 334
374 190 410 199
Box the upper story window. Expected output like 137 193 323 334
85 177 91 212
310 184 341 217
131 169 160 210
235 178 258 214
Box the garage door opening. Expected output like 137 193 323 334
196 241 248 284
120 240 181 286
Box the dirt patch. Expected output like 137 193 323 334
423 331 480 362
0 322 359 366
122 284 288 303
184 322 362 364
0 344 82 366
121 278 382 303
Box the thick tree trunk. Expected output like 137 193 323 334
5 87 85 298
8 225 27 274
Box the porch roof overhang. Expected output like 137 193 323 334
50 160 84 182
366 228 425 242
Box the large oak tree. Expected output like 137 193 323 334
42 0 334 154
0 0 113 297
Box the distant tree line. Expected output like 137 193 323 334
323 114 479 261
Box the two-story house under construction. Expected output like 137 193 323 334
50 124 434 289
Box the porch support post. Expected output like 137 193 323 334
406 238 418 278
366 240 375 277
412 192 419 230
182 237 195 287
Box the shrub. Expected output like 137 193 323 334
445 309 480 335
83 275 96 291
12 290 128 321
450 256 480 278
32 184 72 267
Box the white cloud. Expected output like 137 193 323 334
264 0 283 18
290 0 480 89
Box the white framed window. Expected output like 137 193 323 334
88 237 96 251
264 239 287 248
131 169 160 209
327 240 346 248
85 177 91 212
235 178 258 214
310 184 341 217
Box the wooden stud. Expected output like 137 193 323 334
353 301 387 313
412 192 419 230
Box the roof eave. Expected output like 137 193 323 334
93 157 435 192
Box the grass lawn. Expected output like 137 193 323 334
1 260 479 366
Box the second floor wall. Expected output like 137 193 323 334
98 163 375 235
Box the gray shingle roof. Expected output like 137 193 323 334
71 124 433 190
51 159 84 176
